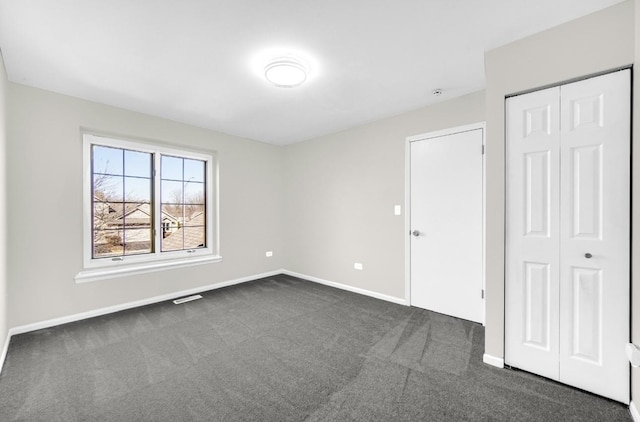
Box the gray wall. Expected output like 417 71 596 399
483 0 635 365
283 91 485 300
7 83 284 327
0 52 7 349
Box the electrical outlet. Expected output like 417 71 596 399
354 263 363 270
266 251 273 257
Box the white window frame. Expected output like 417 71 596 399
76 133 221 283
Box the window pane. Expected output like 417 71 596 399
124 177 152 202
184 159 205 182
184 227 205 249
161 226 205 251
160 205 181 239
124 228 152 255
162 203 182 220
124 150 151 178
184 182 204 204
106 202 125 220
95 175 123 202
161 230 183 251
184 205 205 226
161 155 182 181
123 203 152 229
161 180 183 203
93 203 117 231
120 201 153 256
93 229 123 258
93 145 123 175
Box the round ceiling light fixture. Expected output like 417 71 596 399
264 56 309 88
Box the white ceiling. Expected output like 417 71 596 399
0 0 626 145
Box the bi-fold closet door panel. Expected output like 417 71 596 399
505 86 561 381
505 69 630 404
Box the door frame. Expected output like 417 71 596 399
405 122 487 323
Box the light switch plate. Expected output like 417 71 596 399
394 205 401 215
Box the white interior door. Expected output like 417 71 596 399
409 126 484 324
506 69 630 404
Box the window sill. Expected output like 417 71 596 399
75 255 222 283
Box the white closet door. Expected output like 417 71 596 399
558 70 630 403
506 69 630 404
505 87 561 380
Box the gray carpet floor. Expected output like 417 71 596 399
0 274 632 421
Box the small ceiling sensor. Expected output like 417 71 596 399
264 56 309 88
432 88 443 96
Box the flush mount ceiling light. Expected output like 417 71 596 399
264 56 309 88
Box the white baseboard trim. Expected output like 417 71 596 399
7 270 282 337
282 270 407 306
483 353 504 368
0 330 10 374
1 269 407 374
630 401 640 422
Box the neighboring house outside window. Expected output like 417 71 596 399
77 133 219 283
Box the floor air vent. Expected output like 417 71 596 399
173 294 203 305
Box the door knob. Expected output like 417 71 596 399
585 253 593 259
412 230 420 237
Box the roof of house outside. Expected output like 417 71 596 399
162 212 205 251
